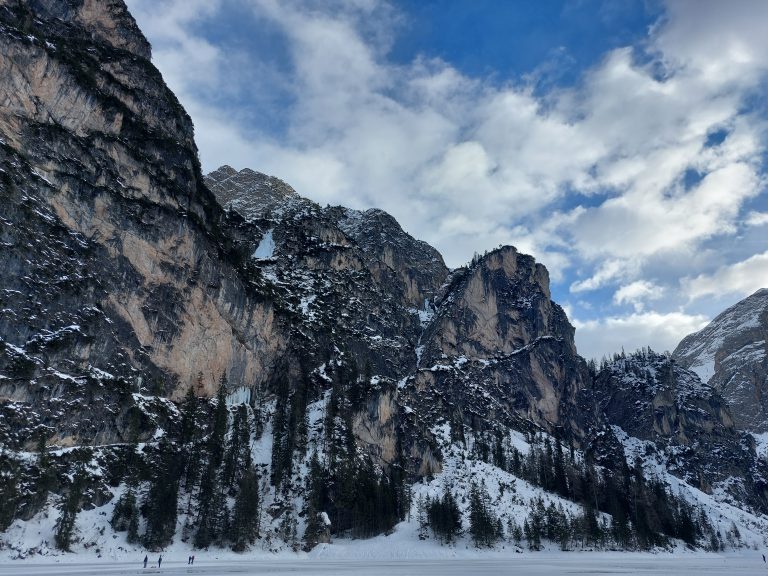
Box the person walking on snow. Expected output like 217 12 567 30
158 555 162 568
143 555 148 568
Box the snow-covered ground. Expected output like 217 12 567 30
5 392 768 572
0 552 764 576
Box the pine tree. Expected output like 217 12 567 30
54 466 85 551
143 438 181 550
34 434 56 507
193 465 218 548
0 456 20 531
111 487 139 532
278 508 299 550
270 371 291 488
223 404 246 494
303 452 329 550
127 495 140 544
553 439 568 497
468 482 499 547
426 488 462 543
209 374 229 469
180 384 199 445
194 375 231 548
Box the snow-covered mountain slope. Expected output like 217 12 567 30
5 404 767 561
593 350 768 511
674 289 768 432
3 0 768 560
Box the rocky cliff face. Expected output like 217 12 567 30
205 164 448 383
674 289 768 432
593 350 767 506
0 0 596 467
3 0 768 555
0 0 288 448
203 167 599 473
401 247 595 441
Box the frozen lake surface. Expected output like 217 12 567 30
0 555 762 576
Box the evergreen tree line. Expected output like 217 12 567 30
105 359 406 553
1 370 744 554
37 354 407 553
417 429 721 551
110 375 261 552
301 359 407 544
418 481 503 548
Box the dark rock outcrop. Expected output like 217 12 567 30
594 350 768 508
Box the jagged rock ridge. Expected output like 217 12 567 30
593 349 767 507
203 166 597 471
674 289 768 432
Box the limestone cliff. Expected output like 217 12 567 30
406 247 592 435
0 0 287 448
674 289 768 432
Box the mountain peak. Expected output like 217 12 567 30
16 0 152 59
673 288 768 431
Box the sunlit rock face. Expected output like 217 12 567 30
0 0 288 447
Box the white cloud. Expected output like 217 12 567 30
683 251 768 300
569 161 762 260
573 311 709 361
127 0 223 94
570 259 637 293
613 281 664 312
653 0 768 87
127 0 767 275
746 211 768 227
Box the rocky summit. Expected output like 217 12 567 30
674 289 768 433
1 0 768 560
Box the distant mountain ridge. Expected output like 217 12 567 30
674 289 768 432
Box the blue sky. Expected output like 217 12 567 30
126 0 768 361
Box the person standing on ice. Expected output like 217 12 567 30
143 555 148 568
158 555 162 568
